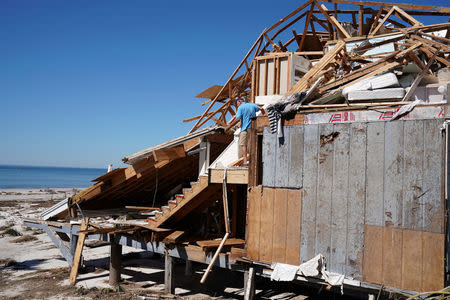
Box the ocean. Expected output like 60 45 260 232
0 165 107 189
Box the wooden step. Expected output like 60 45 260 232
151 182 221 228
162 206 170 214
175 194 184 201
182 188 193 198
168 200 177 209
154 210 163 220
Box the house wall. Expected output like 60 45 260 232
248 118 446 292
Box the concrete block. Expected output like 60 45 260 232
348 88 405 101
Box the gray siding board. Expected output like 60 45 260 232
423 119 444 233
365 122 385 227
402 120 424 231
263 127 277 187
330 123 350 275
289 126 304 188
260 118 444 275
346 122 367 279
300 124 319 263
384 121 404 228
275 127 291 187
315 124 334 260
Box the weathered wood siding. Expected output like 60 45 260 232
259 119 445 290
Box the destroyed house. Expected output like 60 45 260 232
26 0 450 298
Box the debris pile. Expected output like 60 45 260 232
187 0 450 131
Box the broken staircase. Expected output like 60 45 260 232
149 175 221 228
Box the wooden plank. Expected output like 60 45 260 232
329 123 349 275
210 169 248 184
316 3 351 38
69 217 90 285
286 189 301 265
300 124 319 263
363 225 383 284
275 127 291 187
246 187 262 261
383 121 404 228
422 119 444 233
163 231 185 244
316 123 334 261
382 226 403 288
422 231 444 291
259 187 274 263
125 206 158 210
196 238 244 250
402 120 424 231
346 122 367 278
288 126 304 188
401 229 422 291
153 145 186 162
287 40 345 95
369 6 395 37
262 127 277 187
365 122 385 227
272 189 288 263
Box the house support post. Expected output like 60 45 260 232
185 260 192 276
244 266 256 300
109 234 122 286
164 247 175 294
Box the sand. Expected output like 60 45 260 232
0 189 350 300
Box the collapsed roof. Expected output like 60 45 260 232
186 0 450 132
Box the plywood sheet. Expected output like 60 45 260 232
363 225 444 292
382 226 403 288
260 187 274 262
363 225 383 284
246 187 262 261
401 229 422 291
422 231 444 291
272 189 287 263
286 189 302 265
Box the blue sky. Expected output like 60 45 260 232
1 0 448 168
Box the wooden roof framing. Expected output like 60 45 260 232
186 0 450 133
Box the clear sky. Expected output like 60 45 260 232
1 0 448 168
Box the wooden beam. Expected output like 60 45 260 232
315 2 351 38
402 51 437 102
287 40 346 95
369 6 395 36
69 217 90 285
265 0 314 33
109 234 122 286
299 2 316 51
152 145 185 162
358 5 364 35
163 231 185 244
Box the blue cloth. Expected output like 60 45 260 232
236 102 259 131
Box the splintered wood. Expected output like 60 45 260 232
184 0 450 132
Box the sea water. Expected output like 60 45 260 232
0 165 106 189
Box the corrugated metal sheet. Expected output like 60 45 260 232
262 118 445 279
